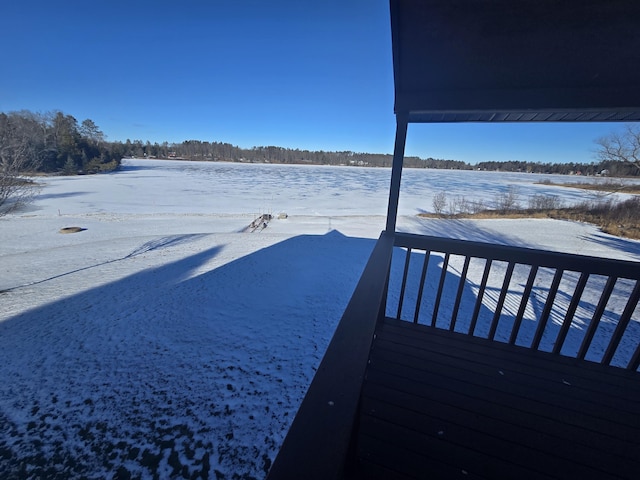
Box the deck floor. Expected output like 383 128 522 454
356 318 640 479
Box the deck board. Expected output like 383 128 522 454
356 318 640 479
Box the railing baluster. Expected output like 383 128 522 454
430 253 450 327
510 265 538 345
603 280 640 366
450 256 471 332
628 341 640 371
381 264 391 324
413 250 431 324
532 269 564 350
552 272 589 354
488 262 515 341
396 247 412 320
469 259 492 336
577 276 617 361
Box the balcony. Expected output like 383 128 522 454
268 231 640 479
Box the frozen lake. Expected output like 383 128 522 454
28 158 632 219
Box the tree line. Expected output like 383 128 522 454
0 111 125 175
3 110 640 177
473 159 638 176
121 139 469 170
128 135 640 177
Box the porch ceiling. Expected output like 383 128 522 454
390 0 640 122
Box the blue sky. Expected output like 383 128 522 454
0 0 626 164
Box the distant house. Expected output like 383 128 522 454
348 160 368 166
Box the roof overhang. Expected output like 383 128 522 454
390 0 640 122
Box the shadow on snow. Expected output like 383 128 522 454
0 230 375 479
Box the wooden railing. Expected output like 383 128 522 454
268 230 640 479
389 232 640 370
266 231 395 480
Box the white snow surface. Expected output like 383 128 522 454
1 159 639 479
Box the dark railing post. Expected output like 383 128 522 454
553 272 589 354
603 280 640 365
510 265 539 345
385 113 408 233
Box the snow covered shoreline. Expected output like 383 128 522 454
1 159 639 478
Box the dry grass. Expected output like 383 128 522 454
419 197 640 240
537 179 640 194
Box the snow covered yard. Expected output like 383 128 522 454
1 159 639 478
0 224 375 478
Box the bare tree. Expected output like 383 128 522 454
595 124 640 172
432 191 447 216
0 113 42 215
494 185 520 213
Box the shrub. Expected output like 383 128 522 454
469 199 487 214
528 194 563 210
604 196 640 222
448 195 473 215
432 191 447 216
494 185 520 212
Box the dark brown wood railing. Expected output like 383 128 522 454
389 232 640 370
266 231 395 480
268 230 640 479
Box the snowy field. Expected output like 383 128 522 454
1 159 640 479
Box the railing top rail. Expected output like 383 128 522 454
394 232 640 280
